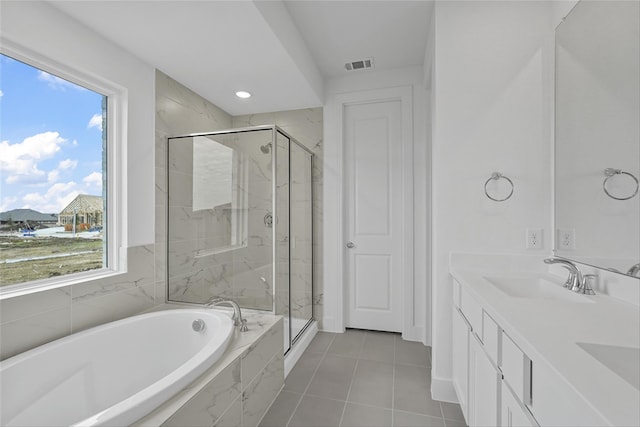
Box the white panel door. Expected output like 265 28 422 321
344 100 403 332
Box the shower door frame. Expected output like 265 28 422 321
272 126 316 352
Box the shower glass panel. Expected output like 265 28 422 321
167 129 273 310
167 125 314 354
290 142 313 343
275 131 291 352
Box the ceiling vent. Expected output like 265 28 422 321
345 57 374 71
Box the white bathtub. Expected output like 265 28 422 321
0 309 234 427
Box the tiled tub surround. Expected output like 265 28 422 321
0 244 160 361
449 253 640 426
135 305 284 427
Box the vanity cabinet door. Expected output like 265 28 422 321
501 380 538 427
452 307 470 419
469 334 500 427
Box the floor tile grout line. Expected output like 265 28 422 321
285 333 336 427
338 331 367 427
338 358 358 427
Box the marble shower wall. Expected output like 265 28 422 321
157 71 323 325
289 143 313 328
233 111 323 328
156 70 233 303
167 130 275 310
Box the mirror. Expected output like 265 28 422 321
555 0 639 277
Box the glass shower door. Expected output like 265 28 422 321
290 141 313 343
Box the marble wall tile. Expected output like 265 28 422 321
241 353 285 427
0 243 159 360
162 359 241 427
214 396 242 427
71 244 155 301
0 307 70 360
241 318 283 387
155 280 167 305
71 282 156 333
0 286 71 324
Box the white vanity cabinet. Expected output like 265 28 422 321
452 280 503 427
469 332 500 426
501 381 537 427
452 306 470 417
452 279 538 427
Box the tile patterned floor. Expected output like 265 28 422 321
259 329 467 427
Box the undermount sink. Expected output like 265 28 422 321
483 275 594 304
577 342 640 391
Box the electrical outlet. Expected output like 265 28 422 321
526 229 543 249
557 228 575 250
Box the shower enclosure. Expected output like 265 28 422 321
166 126 313 353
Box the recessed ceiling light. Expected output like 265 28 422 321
235 91 251 99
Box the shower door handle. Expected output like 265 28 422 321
346 241 355 249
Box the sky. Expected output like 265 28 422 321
0 53 104 214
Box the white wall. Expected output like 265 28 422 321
0 1 159 360
430 1 555 400
1 0 155 247
323 66 430 343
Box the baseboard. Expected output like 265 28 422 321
431 375 459 403
284 321 318 377
402 326 425 343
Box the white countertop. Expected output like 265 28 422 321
450 266 640 426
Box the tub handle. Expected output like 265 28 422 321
192 318 206 332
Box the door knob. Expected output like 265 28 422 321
346 241 355 248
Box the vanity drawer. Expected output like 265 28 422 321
483 312 500 365
501 331 533 406
460 286 483 340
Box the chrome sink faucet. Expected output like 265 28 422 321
544 257 583 290
205 297 249 332
543 257 596 295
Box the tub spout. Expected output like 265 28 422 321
206 298 248 332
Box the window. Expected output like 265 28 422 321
0 52 114 290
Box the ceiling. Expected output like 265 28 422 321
49 1 433 116
284 1 431 78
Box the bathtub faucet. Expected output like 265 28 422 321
205 298 249 332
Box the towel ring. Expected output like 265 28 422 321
484 172 514 202
603 168 639 200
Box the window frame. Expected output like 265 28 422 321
0 40 128 300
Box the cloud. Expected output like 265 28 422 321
0 132 67 184
47 170 60 184
0 196 18 213
22 181 80 213
87 113 103 131
37 71 86 92
83 172 102 188
0 89 3 97
58 159 78 170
